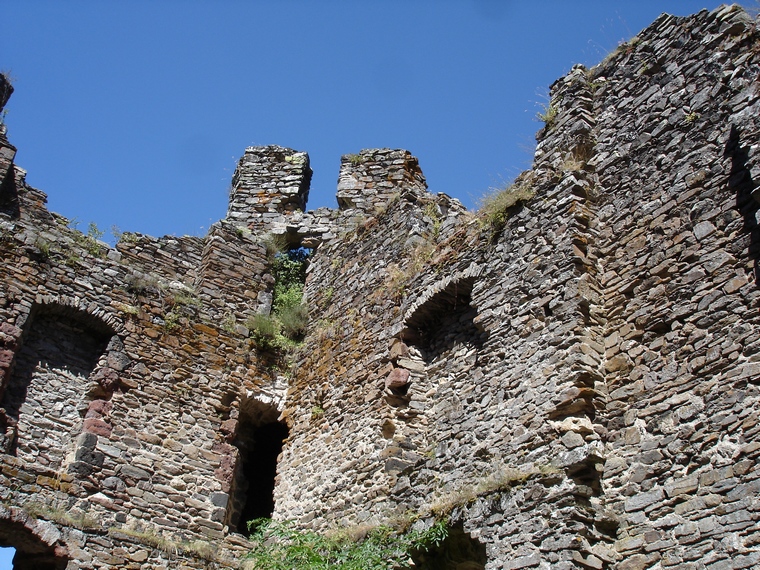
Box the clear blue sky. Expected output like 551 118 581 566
1 1 736 243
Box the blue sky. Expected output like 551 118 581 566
1 1 736 244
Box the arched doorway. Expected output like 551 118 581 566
0 511 70 570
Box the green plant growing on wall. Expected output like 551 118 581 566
310 405 325 420
247 313 299 353
270 247 310 340
345 153 363 165
320 286 335 310
112 225 139 244
422 202 443 239
115 302 139 317
221 312 237 334
70 220 106 257
536 103 558 128
478 177 535 239
284 154 306 165
65 252 81 267
163 311 181 332
244 518 449 570
168 290 201 309
124 272 161 296
376 240 436 303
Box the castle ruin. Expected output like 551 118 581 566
1 5 759 569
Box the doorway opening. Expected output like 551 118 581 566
412 522 487 570
228 398 289 534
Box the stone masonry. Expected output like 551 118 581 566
1 5 759 569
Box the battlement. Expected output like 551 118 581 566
227 145 312 228
336 148 427 212
224 145 434 251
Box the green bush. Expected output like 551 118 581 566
249 247 311 353
245 519 448 570
248 313 281 348
536 103 558 127
271 248 309 340
278 301 308 339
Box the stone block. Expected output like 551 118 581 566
625 488 665 512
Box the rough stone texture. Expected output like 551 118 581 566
1 5 760 569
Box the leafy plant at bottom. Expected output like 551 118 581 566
245 518 448 570
247 313 298 353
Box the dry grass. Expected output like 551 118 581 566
108 526 220 562
427 463 560 518
25 501 99 530
478 177 536 238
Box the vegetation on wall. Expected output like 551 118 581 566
478 175 535 239
244 518 449 570
536 102 558 128
249 239 311 352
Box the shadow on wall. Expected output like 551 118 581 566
411 523 487 570
726 124 759 285
0 169 19 219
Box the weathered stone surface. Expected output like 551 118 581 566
385 368 410 389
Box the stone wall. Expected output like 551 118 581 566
0 4 759 569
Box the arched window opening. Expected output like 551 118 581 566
401 276 483 362
227 398 288 535
0 518 69 570
412 523 487 570
0 304 113 466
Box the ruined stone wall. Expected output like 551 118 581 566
0 4 759 569
279 5 760 568
0 104 289 566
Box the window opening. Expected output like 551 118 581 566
251 244 311 353
401 277 484 362
0 304 112 464
271 246 311 342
